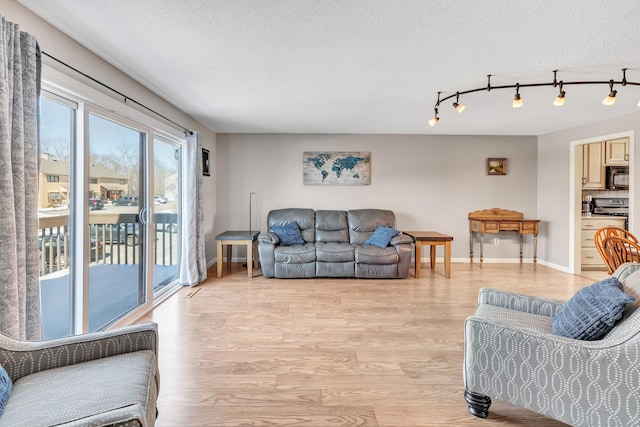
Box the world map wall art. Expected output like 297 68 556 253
303 151 371 186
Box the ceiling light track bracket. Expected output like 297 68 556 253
429 68 640 126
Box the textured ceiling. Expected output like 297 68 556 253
17 0 640 135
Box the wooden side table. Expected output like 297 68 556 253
404 231 454 279
215 230 260 278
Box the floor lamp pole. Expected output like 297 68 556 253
249 192 256 235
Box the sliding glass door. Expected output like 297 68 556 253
38 87 184 338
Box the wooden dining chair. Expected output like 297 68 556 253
601 234 640 273
595 227 638 273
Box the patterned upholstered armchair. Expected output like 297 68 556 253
464 263 640 426
0 322 159 426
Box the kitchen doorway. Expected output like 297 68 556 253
570 132 634 275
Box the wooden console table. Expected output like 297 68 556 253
468 208 540 265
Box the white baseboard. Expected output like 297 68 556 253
423 256 571 273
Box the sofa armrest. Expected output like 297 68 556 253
389 235 414 278
391 234 414 246
258 232 279 277
477 287 566 317
259 231 280 244
0 322 158 381
613 262 640 281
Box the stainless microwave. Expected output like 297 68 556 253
607 166 629 190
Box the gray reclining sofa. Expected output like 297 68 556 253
258 208 414 278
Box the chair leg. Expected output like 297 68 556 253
464 390 491 418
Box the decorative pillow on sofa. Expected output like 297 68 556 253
272 222 304 246
0 364 11 416
551 277 635 340
364 225 400 248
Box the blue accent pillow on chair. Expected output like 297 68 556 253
364 225 400 248
272 222 304 246
0 364 12 416
552 277 635 340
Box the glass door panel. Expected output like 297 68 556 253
153 138 180 294
39 95 74 339
88 113 145 331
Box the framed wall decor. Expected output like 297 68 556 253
303 151 370 185
487 158 507 175
202 148 210 176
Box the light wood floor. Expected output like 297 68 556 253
139 262 607 427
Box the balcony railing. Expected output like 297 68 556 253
39 212 178 276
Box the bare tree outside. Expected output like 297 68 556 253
40 137 70 161
91 141 140 196
154 154 176 197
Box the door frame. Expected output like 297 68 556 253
569 131 634 274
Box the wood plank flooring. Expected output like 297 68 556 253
139 263 607 426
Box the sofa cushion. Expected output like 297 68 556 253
551 277 635 340
364 225 399 248
355 244 399 264
315 210 349 243
274 243 317 264
1 350 156 426
0 364 11 416
347 209 397 244
267 208 315 242
272 222 304 246
316 242 355 262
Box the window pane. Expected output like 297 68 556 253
88 113 144 331
39 96 73 339
153 138 180 294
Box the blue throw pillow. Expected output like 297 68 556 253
272 222 304 246
0 364 11 416
551 277 635 340
364 225 400 248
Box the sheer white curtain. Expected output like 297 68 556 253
179 131 207 286
0 16 41 339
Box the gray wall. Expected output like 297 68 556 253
216 134 538 261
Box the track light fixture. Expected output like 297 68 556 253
553 81 565 106
602 79 617 106
453 92 466 114
428 92 440 126
512 83 523 108
428 107 439 127
428 68 640 127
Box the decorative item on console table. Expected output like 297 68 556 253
468 208 540 266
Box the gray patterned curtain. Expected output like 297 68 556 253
179 131 207 286
0 16 41 340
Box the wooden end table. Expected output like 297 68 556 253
216 230 260 278
403 231 454 279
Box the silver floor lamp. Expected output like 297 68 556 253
249 192 256 235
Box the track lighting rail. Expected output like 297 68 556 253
428 69 640 126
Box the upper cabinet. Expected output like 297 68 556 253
580 142 606 189
604 138 629 166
